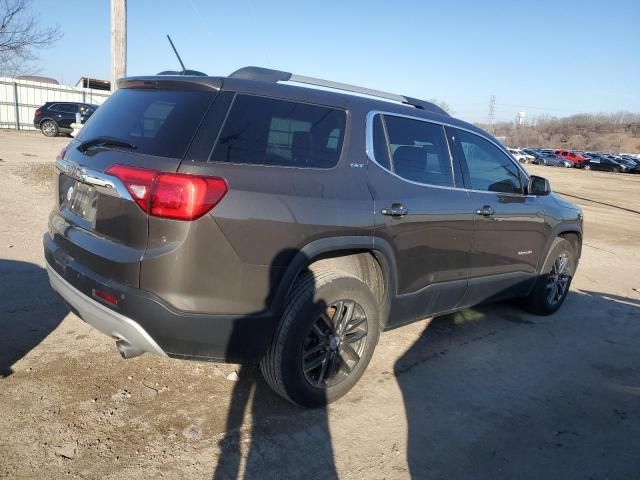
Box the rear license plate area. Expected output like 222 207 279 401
59 174 98 224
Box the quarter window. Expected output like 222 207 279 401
210 95 346 168
455 129 523 194
371 114 453 187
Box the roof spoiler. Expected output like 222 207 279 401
229 66 449 116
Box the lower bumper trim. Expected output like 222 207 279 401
46 263 167 357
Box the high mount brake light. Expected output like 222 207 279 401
105 165 228 221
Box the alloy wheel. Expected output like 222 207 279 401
546 253 570 306
42 121 56 136
301 300 368 388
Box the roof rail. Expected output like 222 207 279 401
228 66 449 116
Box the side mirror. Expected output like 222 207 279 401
528 175 551 196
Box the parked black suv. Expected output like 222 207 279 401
34 102 98 137
44 67 583 406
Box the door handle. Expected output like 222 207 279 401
475 205 495 216
381 203 408 217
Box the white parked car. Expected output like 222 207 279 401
508 148 535 164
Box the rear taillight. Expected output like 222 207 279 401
105 165 228 221
35 109 42 116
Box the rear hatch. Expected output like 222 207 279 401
49 78 220 288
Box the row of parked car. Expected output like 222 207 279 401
508 147 640 174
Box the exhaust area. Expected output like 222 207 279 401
116 339 143 359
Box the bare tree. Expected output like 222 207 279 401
428 98 453 115
476 111 640 152
0 0 62 76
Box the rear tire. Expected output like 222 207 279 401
260 269 380 407
521 237 576 315
40 120 58 137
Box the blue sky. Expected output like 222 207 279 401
33 0 640 122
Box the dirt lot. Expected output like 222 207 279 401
1 130 639 479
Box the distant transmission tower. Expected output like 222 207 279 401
487 95 496 133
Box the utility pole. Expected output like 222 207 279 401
487 94 496 134
110 0 127 92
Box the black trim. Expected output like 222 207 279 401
461 271 536 308
537 224 583 273
270 236 398 321
387 278 468 328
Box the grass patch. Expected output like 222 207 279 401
12 162 56 192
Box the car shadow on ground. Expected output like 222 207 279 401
395 289 640 479
211 363 338 479
0 259 68 377
211 256 339 479
208 283 640 479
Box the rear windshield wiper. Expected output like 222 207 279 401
78 136 137 153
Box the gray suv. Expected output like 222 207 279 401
44 67 583 406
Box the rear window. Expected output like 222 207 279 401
210 94 346 168
77 88 215 159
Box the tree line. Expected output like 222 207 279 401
477 112 640 153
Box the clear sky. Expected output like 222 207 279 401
33 0 640 123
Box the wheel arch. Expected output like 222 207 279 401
270 236 398 329
39 117 57 126
536 224 583 274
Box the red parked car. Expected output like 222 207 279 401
554 150 587 165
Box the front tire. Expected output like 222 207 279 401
260 269 380 407
40 120 58 137
522 237 576 315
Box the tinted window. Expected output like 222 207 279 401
455 129 523 194
79 105 94 115
380 115 453 187
77 88 215 159
210 95 345 168
371 114 391 170
52 103 78 113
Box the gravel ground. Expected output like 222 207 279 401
0 130 639 479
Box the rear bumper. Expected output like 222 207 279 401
44 233 277 362
47 264 167 357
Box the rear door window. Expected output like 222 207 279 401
210 95 346 168
77 88 216 159
52 103 78 113
79 105 94 115
370 114 453 187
